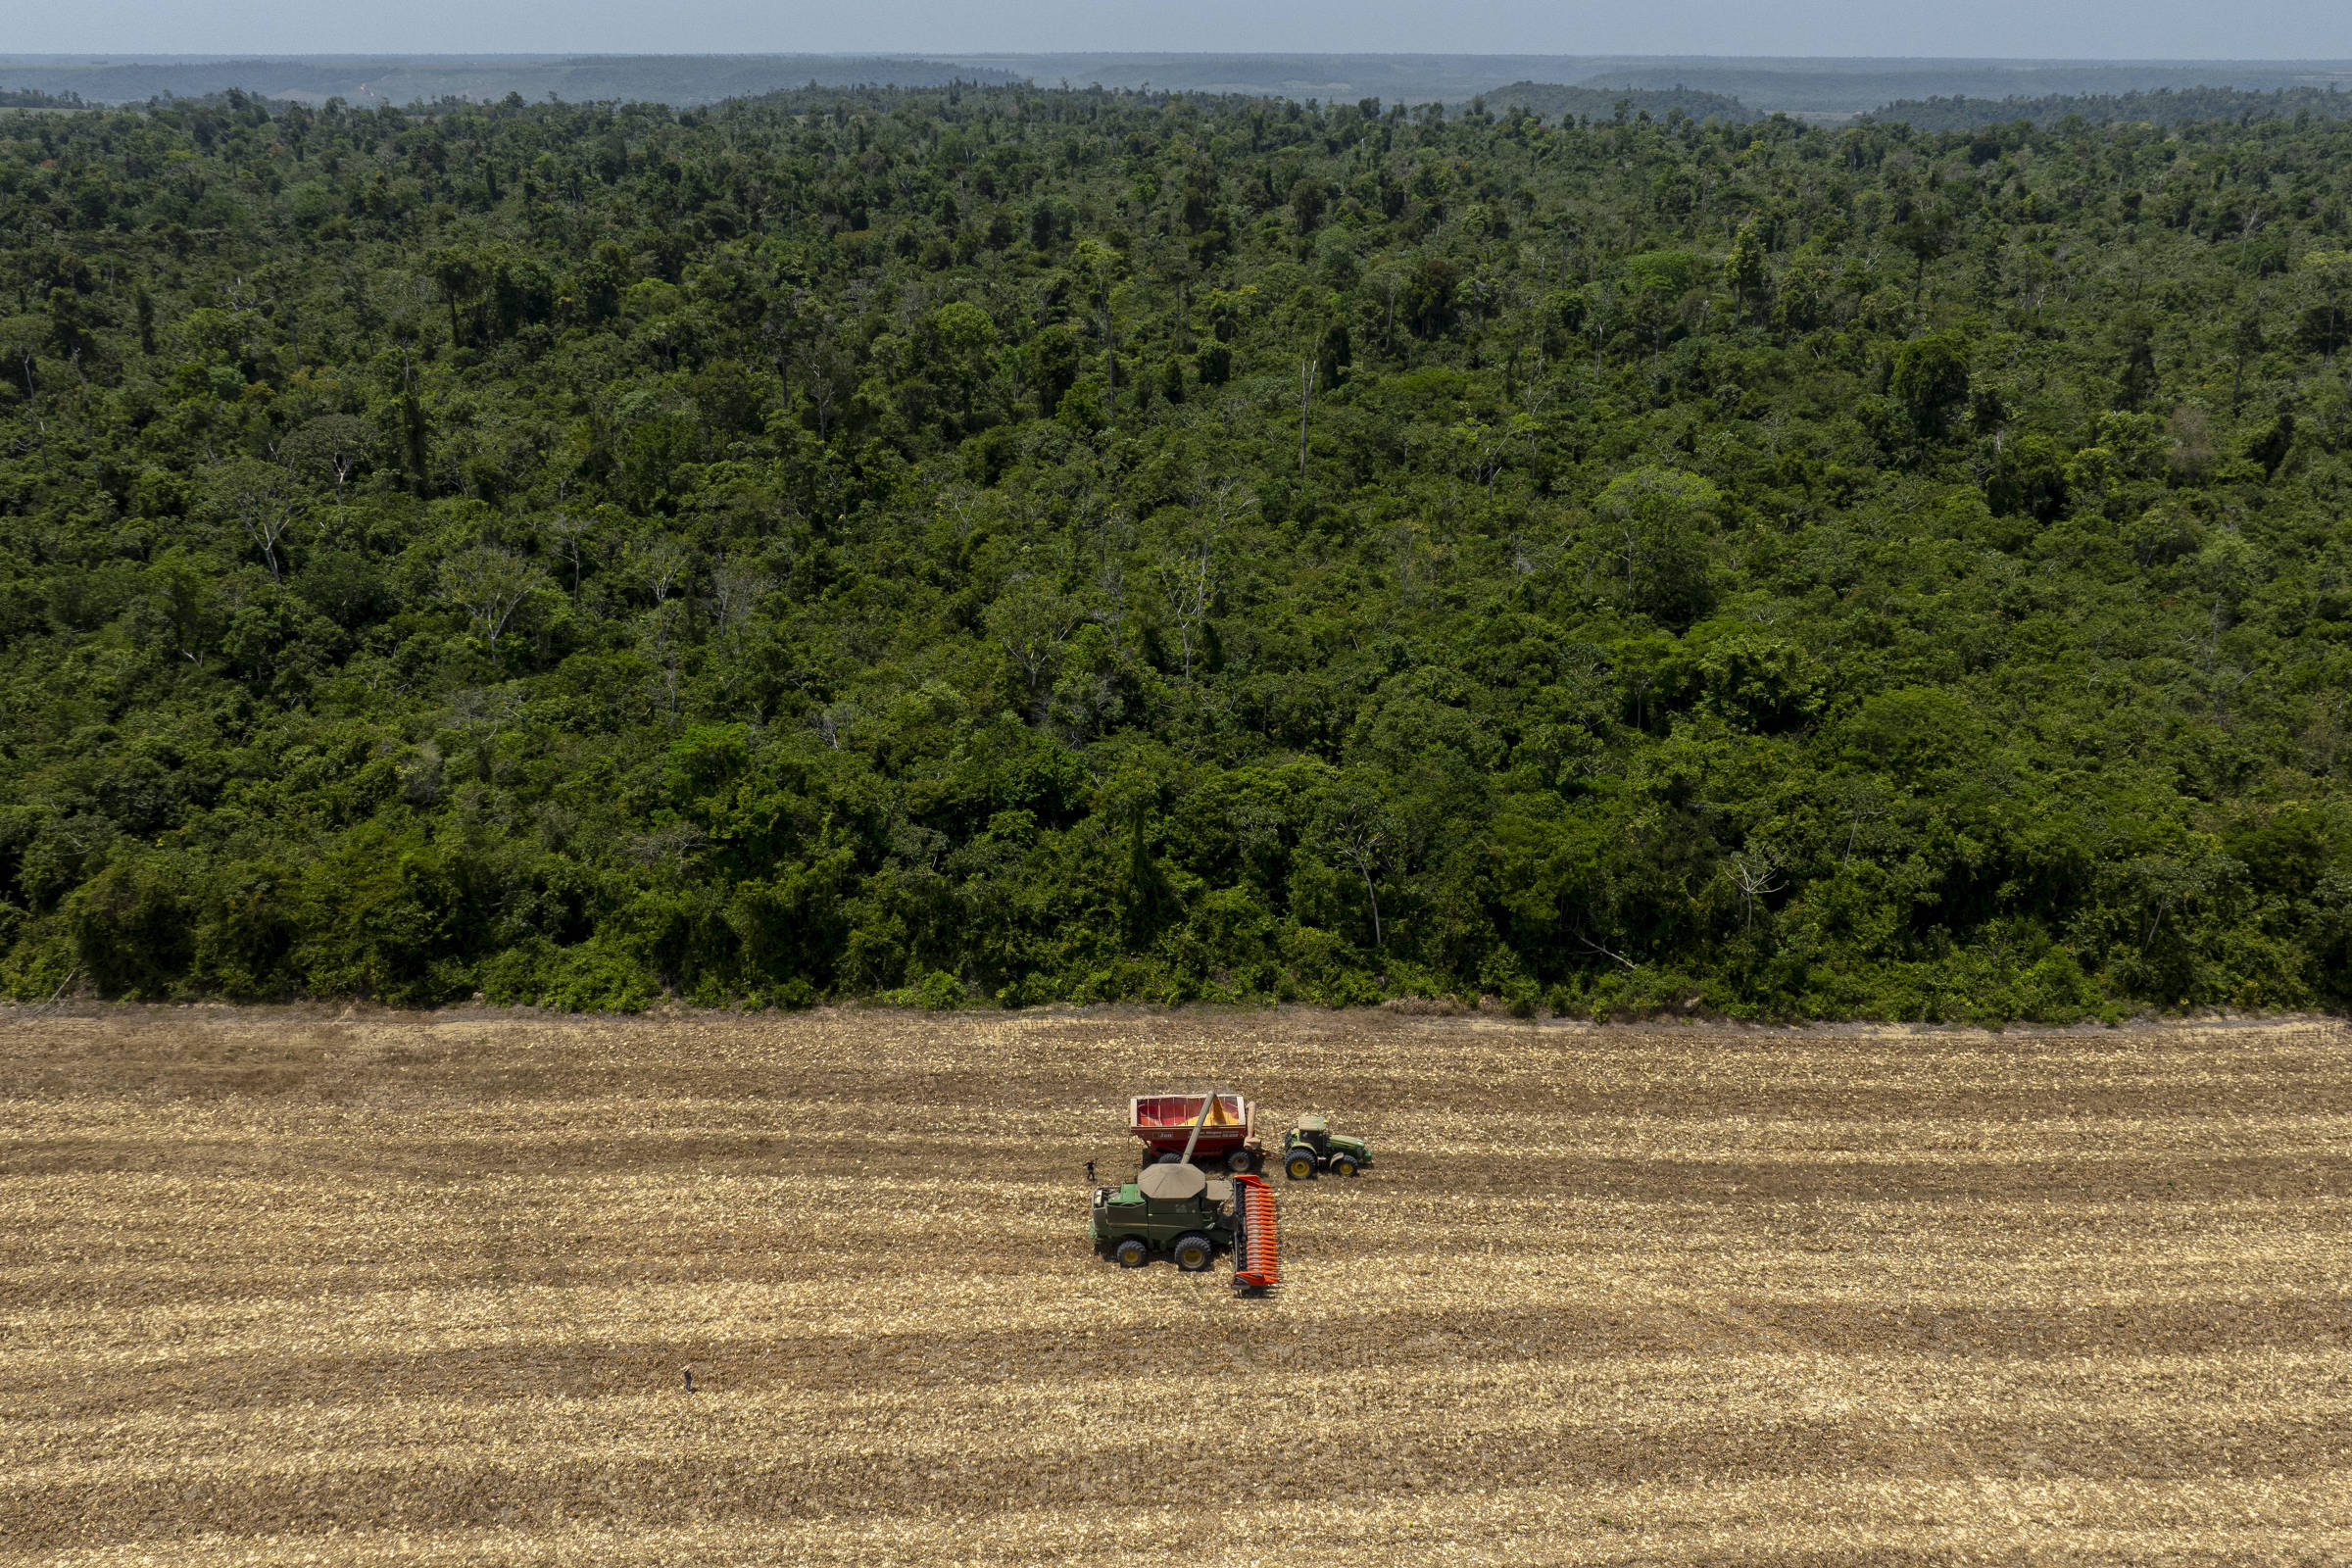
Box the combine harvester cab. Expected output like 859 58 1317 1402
1132 1091 1262 1173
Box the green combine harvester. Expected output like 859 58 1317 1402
1089 1170 1237 1271
1281 1114 1372 1180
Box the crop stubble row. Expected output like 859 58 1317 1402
1 1006 2347 1564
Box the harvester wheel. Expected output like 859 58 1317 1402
1113 1239 1150 1269
1329 1152 1360 1178
1225 1148 1256 1174
1172 1233 1214 1272
1285 1150 1318 1181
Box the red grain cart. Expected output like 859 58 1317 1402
1130 1092 1264 1173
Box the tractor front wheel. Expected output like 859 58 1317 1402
1329 1152 1360 1178
1172 1233 1214 1272
1285 1150 1318 1181
1113 1239 1150 1268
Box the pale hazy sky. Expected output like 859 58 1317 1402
12 0 2350 61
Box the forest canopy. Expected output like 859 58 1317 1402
3 84 2351 1021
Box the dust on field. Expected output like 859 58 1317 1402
3 1005 2348 1565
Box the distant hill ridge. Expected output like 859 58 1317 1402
5 53 2351 111
0 55 1022 107
0 86 83 108
1485 81 1755 124
1866 83 2352 131
6 55 2351 129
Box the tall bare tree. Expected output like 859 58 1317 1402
1152 530 1217 683
543 511 595 608
279 415 374 532
438 545 543 655
203 457 307 582
710 555 776 655
631 535 691 657
1728 847 1782 933
1298 357 1318 479
988 584 1083 723
1316 791 1397 950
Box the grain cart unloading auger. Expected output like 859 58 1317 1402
1091 1087 1279 1295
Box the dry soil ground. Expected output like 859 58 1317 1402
1 1005 2348 1565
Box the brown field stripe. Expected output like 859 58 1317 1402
6 1293 2349 1423
12 1133 2352 1174
6 1410 2348 1549
24 1513 2352 1568
7 1252 2347 1348
11 1118 2352 1178
17 1469 2352 1568
12 1346 2348 1453
8 1186 2346 1249
7 1246 2347 1327
6 1026 2348 1095
8 1240 2346 1307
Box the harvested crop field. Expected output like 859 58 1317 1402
3 1005 2349 1565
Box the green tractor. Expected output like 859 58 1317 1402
1281 1114 1372 1180
1090 1163 1238 1271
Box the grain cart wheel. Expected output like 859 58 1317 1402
1329 1152 1360 1178
1226 1148 1256 1174
1172 1233 1214 1272
1286 1149 1319 1181
1113 1239 1151 1269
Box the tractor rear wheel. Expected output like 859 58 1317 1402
1285 1150 1318 1181
1113 1239 1150 1269
1172 1233 1214 1272
1329 1152 1360 1178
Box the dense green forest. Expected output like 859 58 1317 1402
4 84 2351 1019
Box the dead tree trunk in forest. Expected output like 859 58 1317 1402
1298 359 1317 480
